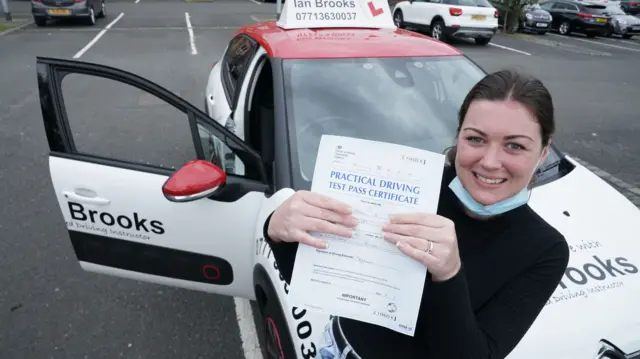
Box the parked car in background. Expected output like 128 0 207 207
619 0 640 14
516 3 553 34
539 0 611 37
603 3 640 37
31 0 105 27
392 0 499 45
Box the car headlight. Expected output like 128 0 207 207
526 13 533 19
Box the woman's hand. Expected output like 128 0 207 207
382 213 461 282
267 190 358 249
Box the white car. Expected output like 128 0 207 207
38 7 640 359
392 0 500 44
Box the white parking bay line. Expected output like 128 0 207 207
249 0 262 4
73 12 124 59
489 42 532 55
549 33 640 53
234 297 264 359
185 12 198 55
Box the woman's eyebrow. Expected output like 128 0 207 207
462 127 534 141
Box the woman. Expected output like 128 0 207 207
261 69 570 359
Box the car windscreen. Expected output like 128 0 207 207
282 56 563 187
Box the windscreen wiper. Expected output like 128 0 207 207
535 160 561 176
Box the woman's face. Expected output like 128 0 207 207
454 99 549 206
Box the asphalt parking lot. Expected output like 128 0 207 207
1 1 640 358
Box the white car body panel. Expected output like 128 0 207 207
265 158 640 359
48 156 264 300
205 59 231 126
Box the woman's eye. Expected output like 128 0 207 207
507 143 525 150
466 136 483 143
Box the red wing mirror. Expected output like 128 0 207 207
162 160 226 202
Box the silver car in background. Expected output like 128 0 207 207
603 3 640 38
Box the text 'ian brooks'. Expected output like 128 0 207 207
293 0 356 8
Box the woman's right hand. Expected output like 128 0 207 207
266 190 358 249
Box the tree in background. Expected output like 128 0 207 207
489 0 539 32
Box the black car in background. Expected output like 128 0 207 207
539 0 611 37
31 0 105 27
517 3 553 34
620 0 640 15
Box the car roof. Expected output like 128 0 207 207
233 21 464 59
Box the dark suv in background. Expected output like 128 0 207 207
539 0 611 37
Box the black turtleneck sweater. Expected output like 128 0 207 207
263 165 570 359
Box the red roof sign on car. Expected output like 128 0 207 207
276 0 396 29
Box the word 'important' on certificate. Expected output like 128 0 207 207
287 135 445 336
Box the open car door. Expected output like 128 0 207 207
36 56 270 299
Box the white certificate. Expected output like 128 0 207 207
287 135 445 336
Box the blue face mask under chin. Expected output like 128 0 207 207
448 176 531 216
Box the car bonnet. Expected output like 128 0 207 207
505 158 640 359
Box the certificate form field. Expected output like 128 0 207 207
287 135 445 336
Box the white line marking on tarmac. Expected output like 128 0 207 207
185 12 198 55
249 0 262 4
234 297 264 359
135 0 140 3
571 156 640 198
548 33 640 52
73 12 124 59
489 42 532 55
250 15 261 22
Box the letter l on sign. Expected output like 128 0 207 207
368 1 384 16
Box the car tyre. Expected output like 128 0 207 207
86 6 96 26
558 20 571 35
255 272 297 359
97 0 106 18
430 19 446 42
34 17 46 27
622 34 633 39
393 10 404 28
475 37 491 45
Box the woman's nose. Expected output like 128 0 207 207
478 147 502 170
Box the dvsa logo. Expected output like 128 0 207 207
68 202 165 235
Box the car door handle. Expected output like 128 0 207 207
63 191 110 205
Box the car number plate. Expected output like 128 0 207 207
536 23 548 27
48 9 70 14
596 17 607 23
471 15 486 20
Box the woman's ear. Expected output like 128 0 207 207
540 139 552 163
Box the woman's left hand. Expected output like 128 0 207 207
382 213 461 282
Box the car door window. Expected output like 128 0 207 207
59 72 251 178
539 2 554 10
221 35 258 109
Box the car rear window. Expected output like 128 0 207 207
581 4 608 14
445 0 483 6
472 0 494 6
